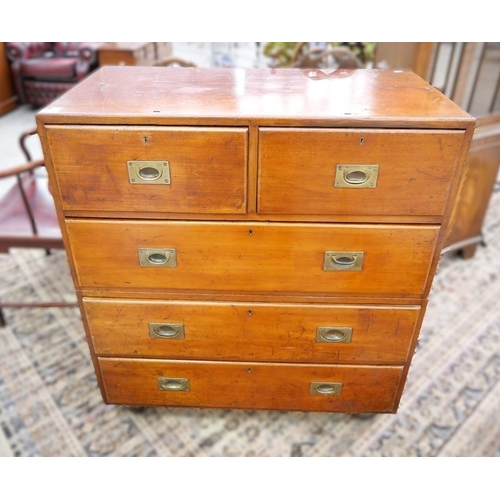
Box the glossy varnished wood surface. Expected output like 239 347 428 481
99 357 404 412
66 220 439 298
258 128 465 217
45 125 248 214
0 43 17 116
84 298 421 364
444 115 500 257
36 68 474 413
36 67 473 128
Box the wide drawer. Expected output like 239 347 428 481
67 220 439 298
99 358 404 412
258 128 465 216
84 298 421 364
44 125 248 214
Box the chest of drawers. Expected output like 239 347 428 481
37 66 474 413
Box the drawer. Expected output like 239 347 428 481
67 220 439 298
99 358 404 412
44 125 248 214
85 298 421 364
258 128 465 216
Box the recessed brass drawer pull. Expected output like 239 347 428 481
316 327 353 343
323 251 364 271
335 164 379 188
138 248 177 267
149 323 185 339
128 160 171 184
310 382 343 396
158 377 190 392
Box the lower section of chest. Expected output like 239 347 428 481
98 357 405 413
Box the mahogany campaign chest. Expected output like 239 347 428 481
36 66 475 413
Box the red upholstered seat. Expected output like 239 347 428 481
0 129 74 327
20 57 78 80
5 42 101 107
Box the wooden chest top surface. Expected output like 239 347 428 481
36 66 473 128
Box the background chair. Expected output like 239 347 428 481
0 129 76 326
5 42 101 107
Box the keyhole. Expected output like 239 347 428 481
249 230 253 236
360 138 364 145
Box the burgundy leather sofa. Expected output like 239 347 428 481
5 42 101 107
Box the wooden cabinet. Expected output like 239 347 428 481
97 42 172 67
36 67 474 413
0 42 18 115
444 114 500 258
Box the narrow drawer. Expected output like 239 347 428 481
44 125 247 214
99 358 404 413
84 298 421 364
67 220 439 298
258 128 465 216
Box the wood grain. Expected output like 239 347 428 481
36 67 473 129
45 125 248 214
84 298 421 364
444 115 500 257
258 128 465 216
99 357 404 413
36 68 474 413
66 220 439 298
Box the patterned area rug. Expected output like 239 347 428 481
1 180 499 456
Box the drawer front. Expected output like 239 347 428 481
45 125 248 214
99 358 404 413
84 298 421 364
67 220 439 297
258 128 465 216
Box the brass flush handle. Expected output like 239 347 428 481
158 377 190 392
138 248 177 267
128 161 171 184
310 382 343 396
316 327 353 343
323 252 364 271
335 164 379 188
149 323 185 340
